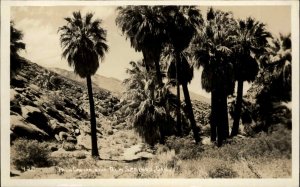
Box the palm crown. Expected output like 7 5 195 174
232 17 272 82
58 11 108 78
116 6 166 72
192 8 236 94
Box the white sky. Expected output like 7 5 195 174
11 6 291 98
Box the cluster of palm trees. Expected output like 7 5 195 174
11 6 291 159
116 6 274 147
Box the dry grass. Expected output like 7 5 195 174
11 126 291 179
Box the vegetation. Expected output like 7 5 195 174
116 6 292 147
10 21 26 78
243 33 292 133
116 6 166 86
58 11 108 158
10 6 292 179
122 60 176 145
230 17 271 137
162 6 203 143
192 8 236 146
11 138 51 171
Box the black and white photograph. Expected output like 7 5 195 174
1 1 299 186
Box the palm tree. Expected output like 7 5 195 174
162 6 203 143
58 11 108 158
192 8 236 146
10 21 26 78
268 33 292 100
239 33 292 133
116 6 166 86
123 60 176 145
230 17 272 137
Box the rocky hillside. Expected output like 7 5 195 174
50 67 211 104
10 60 212 161
50 68 125 98
10 60 149 160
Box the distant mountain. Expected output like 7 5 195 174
50 68 124 97
169 88 210 104
50 68 210 104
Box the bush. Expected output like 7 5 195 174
165 136 203 160
208 165 238 178
11 138 51 171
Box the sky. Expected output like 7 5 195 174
11 5 291 98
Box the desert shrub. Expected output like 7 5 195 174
208 165 238 178
11 138 51 171
154 144 170 154
241 128 291 159
165 136 203 160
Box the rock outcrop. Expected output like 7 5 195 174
10 61 123 149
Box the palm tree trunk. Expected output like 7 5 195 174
215 88 224 147
214 85 229 147
210 89 217 142
223 94 229 140
154 59 163 87
231 79 243 137
142 50 151 72
182 83 200 143
86 76 99 158
175 56 182 136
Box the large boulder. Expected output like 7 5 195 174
11 115 49 141
10 100 22 115
26 111 52 136
21 105 40 118
11 75 27 88
46 107 65 123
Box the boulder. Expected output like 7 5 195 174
11 120 49 141
54 101 65 111
10 100 22 115
66 136 77 144
52 124 69 135
54 134 60 141
107 129 114 135
77 134 92 150
11 75 27 88
58 131 70 141
74 129 80 136
21 105 40 118
26 111 52 135
10 89 18 101
46 107 65 123
64 98 76 109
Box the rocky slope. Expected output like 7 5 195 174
10 60 154 160
50 67 211 104
10 60 211 162
50 68 125 98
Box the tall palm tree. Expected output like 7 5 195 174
10 21 26 78
230 17 271 137
192 8 236 146
58 11 108 158
162 6 203 143
116 6 166 86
